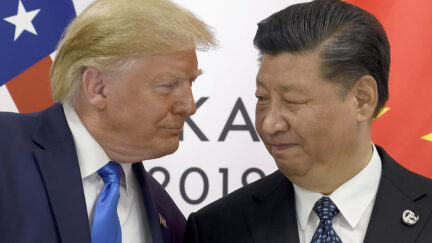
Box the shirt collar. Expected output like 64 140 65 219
63 103 132 195
294 144 382 230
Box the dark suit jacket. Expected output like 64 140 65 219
0 103 185 243
184 146 432 243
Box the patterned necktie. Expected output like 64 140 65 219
91 161 122 243
311 197 342 243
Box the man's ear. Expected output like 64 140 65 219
352 75 378 122
81 67 107 110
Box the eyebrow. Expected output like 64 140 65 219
193 69 203 80
278 83 300 93
163 69 203 82
256 78 305 94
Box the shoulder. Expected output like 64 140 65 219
194 170 286 217
377 145 432 192
0 110 40 133
133 163 186 241
0 103 68 179
0 110 41 147
145 169 184 214
183 170 290 242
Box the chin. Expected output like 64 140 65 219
165 143 180 155
154 140 180 158
275 159 309 178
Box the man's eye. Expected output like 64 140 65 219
283 99 306 105
161 84 175 88
155 83 177 93
256 96 269 102
159 82 178 89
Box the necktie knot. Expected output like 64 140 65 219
98 161 122 185
313 196 340 221
311 197 342 243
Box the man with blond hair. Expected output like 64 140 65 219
0 0 215 243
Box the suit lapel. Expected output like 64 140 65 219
243 171 300 243
32 104 91 243
364 146 432 243
133 162 166 243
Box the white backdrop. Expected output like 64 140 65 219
144 0 310 216
0 0 310 216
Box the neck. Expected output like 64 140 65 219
321 143 373 195
73 102 143 163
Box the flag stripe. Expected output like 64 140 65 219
6 56 54 113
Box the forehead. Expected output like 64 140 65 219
257 51 323 88
120 49 200 80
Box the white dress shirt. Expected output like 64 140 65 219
64 104 152 243
293 144 382 243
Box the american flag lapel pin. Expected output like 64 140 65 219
159 212 167 229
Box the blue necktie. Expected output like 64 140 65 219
311 197 342 243
91 161 122 243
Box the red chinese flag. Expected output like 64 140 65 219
347 0 432 178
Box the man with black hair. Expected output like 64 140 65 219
183 0 432 242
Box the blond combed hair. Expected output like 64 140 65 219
51 0 216 103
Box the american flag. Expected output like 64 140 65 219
0 0 75 112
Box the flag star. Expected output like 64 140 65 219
421 133 432 142
376 107 390 119
3 0 41 41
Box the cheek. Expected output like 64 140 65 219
255 108 265 137
135 108 167 133
138 94 173 120
309 112 337 138
302 107 355 151
120 99 170 134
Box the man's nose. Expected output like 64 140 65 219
261 106 289 135
173 83 196 116
185 88 197 116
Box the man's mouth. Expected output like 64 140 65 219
270 143 297 152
